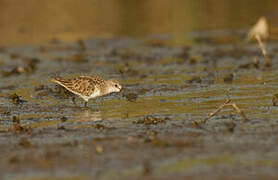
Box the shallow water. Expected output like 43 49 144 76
1 35 278 179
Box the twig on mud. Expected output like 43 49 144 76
202 99 231 124
194 99 248 126
229 103 248 122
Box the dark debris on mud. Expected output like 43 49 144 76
133 115 170 125
9 93 27 104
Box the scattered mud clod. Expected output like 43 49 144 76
238 57 260 69
158 57 176 65
57 125 66 130
9 93 27 104
122 92 138 102
143 131 168 147
239 62 253 69
0 106 10 115
11 116 31 133
60 116 68 122
223 73 234 83
71 53 88 63
18 138 31 148
272 94 278 106
0 107 10 115
8 155 20 164
144 136 168 147
109 49 120 57
142 130 200 148
177 46 191 59
92 124 114 130
186 76 202 84
175 58 187 64
224 121 236 133
36 91 51 98
93 124 106 129
12 116 20 124
10 53 21 59
62 140 79 147
2 67 23 77
142 161 153 176
34 85 47 91
133 115 169 125
66 53 88 63
2 57 39 77
110 49 135 59
35 85 54 98
117 63 139 76
44 150 61 159
189 56 202 64
76 39 86 52
145 39 167 47
24 57 40 72
0 85 16 91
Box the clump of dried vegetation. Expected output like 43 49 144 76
248 16 271 68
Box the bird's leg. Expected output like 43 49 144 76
99 98 104 106
72 96 77 105
84 101 88 107
93 98 100 107
95 97 103 106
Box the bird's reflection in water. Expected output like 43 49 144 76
72 109 102 124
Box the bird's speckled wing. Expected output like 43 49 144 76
52 76 101 97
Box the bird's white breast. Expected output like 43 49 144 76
90 88 101 98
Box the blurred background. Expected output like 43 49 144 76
0 0 278 46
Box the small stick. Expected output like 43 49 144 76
198 100 248 125
228 103 248 122
202 99 231 124
255 34 271 67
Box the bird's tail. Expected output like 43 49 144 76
51 77 63 83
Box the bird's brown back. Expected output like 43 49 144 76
52 76 105 96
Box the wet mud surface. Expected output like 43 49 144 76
1 35 278 179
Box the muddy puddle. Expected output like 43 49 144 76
1 34 278 180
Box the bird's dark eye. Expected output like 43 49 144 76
115 84 118 88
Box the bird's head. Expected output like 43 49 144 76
106 79 122 93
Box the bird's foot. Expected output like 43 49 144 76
72 96 77 106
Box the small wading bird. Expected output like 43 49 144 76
51 76 122 107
